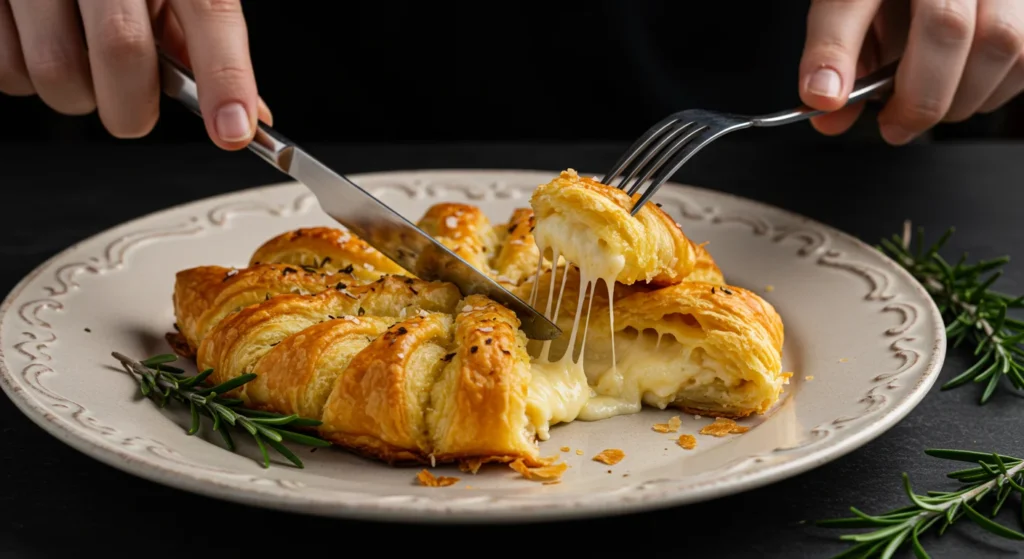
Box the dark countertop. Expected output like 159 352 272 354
1 140 1022 558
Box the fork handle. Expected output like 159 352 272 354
752 60 899 127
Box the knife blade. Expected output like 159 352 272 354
158 52 561 341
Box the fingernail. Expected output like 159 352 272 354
806 67 842 99
880 124 914 145
215 102 251 142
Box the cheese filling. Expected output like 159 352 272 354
525 216 624 440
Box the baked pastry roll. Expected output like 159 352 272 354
250 226 410 282
416 203 550 288
197 275 463 391
530 169 696 286
685 239 724 284
172 263 361 355
518 266 784 428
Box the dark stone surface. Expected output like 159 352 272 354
1 140 1022 557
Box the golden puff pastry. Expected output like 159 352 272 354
416 203 549 289
519 265 784 425
249 226 410 282
685 240 724 284
196 275 463 393
171 263 363 356
530 168 696 286
207 291 543 466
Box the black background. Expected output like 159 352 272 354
1 1 1022 146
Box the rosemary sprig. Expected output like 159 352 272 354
879 221 1024 403
112 351 330 468
819 448 1024 558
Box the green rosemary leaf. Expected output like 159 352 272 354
961 503 1024 540
993 481 1014 516
198 373 256 396
942 351 994 389
287 418 323 427
253 434 271 468
187 401 200 436
925 449 1022 464
246 414 301 426
880 527 912 559
840 521 915 543
213 397 244 407
828 538 887 559
141 354 178 366
264 436 304 468
980 367 1003 403
903 473 945 512
991 455 1024 492
179 368 213 387
250 422 284 443
910 521 931 559
276 429 331 447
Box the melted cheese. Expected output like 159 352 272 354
525 216 624 440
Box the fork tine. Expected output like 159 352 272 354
601 116 681 186
616 122 696 192
629 127 716 216
624 123 705 195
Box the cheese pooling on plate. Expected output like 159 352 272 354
167 169 785 471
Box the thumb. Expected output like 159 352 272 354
799 0 883 111
166 0 259 150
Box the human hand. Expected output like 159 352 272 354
0 0 271 149
798 0 1023 144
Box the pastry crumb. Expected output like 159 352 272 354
559 446 570 452
575 449 584 455
652 415 682 433
780 371 794 384
764 284 774 292
459 459 484 474
592 449 625 465
509 458 567 481
699 418 750 437
805 375 815 381
677 434 697 450
838 357 848 363
542 480 561 485
417 469 459 487
464 485 474 489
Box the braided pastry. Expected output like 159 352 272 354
168 170 785 471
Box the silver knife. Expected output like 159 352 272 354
158 52 561 341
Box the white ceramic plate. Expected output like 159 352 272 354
0 169 945 523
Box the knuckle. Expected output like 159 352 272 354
191 0 242 17
24 49 75 86
924 4 974 45
976 15 1024 59
207 63 250 86
94 13 152 62
901 98 948 127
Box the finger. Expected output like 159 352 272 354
168 0 257 150
878 0 977 145
809 31 882 135
800 0 884 111
78 0 160 138
977 54 1024 112
8 0 95 114
946 0 1024 121
154 2 271 127
0 1 33 95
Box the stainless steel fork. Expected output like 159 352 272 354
604 60 900 215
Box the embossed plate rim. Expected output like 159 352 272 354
0 169 946 523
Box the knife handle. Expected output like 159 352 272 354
158 50 295 172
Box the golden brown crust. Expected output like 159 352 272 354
320 313 454 463
196 276 463 393
416 203 498 274
249 226 410 281
491 208 546 287
529 169 696 285
172 263 359 353
685 240 725 284
428 295 538 465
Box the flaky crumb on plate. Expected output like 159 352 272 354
677 434 697 450
699 418 750 437
509 458 568 481
592 449 625 465
652 415 682 433
417 469 459 487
